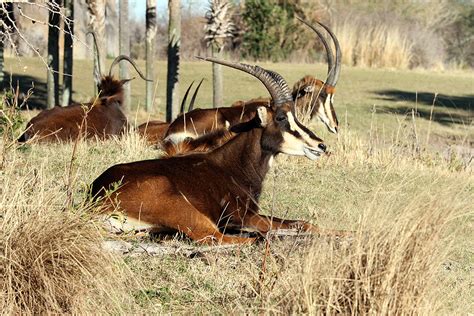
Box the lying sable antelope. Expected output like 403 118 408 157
18 55 149 143
163 18 342 144
137 79 204 145
91 57 347 245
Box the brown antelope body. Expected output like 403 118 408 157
19 56 148 143
137 120 170 145
91 57 346 245
164 102 261 144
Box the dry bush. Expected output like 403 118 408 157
332 15 413 69
301 1 459 69
0 164 133 314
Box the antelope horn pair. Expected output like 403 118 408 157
197 18 341 106
196 56 293 106
87 32 151 82
296 17 341 87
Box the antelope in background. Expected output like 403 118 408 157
137 79 204 145
91 57 347 245
163 18 342 145
18 56 149 143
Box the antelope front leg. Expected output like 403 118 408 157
243 213 350 237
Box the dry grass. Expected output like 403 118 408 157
0 155 137 314
333 16 413 69
245 179 470 314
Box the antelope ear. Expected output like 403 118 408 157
256 106 268 127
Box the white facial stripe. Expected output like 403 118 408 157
286 112 318 146
323 94 336 126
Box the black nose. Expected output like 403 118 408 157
318 143 327 152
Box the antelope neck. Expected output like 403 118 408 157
209 128 274 193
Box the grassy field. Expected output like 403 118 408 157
1 57 473 314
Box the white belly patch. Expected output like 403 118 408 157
101 213 164 234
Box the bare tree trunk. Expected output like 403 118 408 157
0 37 4 92
119 0 130 111
86 0 106 94
212 46 223 108
62 0 74 106
47 0 60 108
146 0 157 112
166 0 181 122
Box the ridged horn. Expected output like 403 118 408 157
188 78 204 112
196 56 292 105
296 17 335 86
180 81 195 114
108 55 151 81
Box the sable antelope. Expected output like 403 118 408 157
163 18 342 144
137 79 204 145
18 56 149 143
292 17 341 133
90 57 347 245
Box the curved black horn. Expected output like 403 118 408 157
108 55 151 81
86 31 102 81
196 56 292 106
296 17 335 86
180 81 194 114
188 78 204 112
265 70 293 99
313 20 341 87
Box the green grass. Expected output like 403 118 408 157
1 57 473 314
4 57 473 143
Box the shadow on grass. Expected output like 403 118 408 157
4 72 70 110
374 89 473 126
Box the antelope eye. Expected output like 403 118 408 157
275 115 287 122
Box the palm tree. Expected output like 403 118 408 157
166 0 181 122
146 0 157 112
204 0 235 108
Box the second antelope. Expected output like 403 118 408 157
19 55 149 143
90 57 347 245
164 18 341 145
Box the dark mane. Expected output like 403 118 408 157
96 76 125 105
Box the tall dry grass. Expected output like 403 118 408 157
0 155 136 314
333 16 413 69
249 179 470 314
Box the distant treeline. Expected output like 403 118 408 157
5 0 474 69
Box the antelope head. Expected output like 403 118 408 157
198 57 327 160
292 18 341 134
